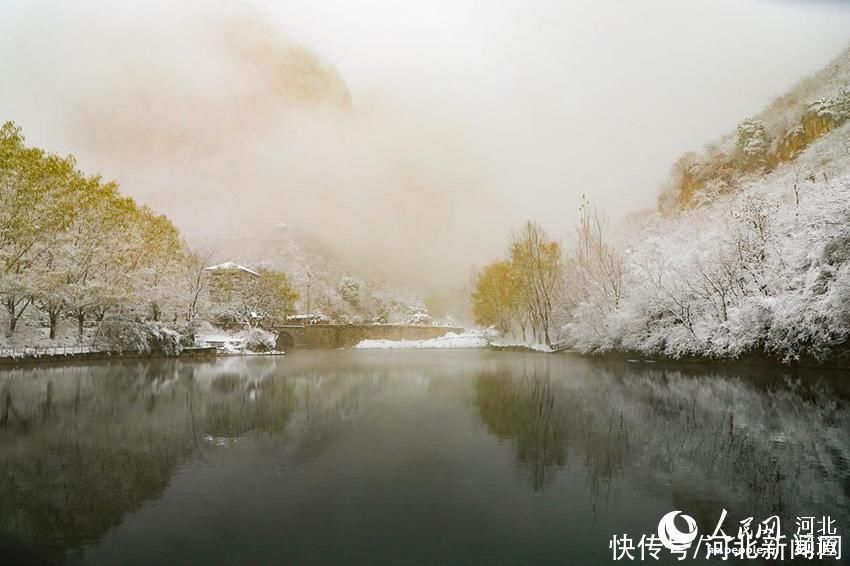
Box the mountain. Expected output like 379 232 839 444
660 45 850 209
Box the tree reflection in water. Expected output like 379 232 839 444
0 352 847 563
0 359 297 562
475 371 568 491
472 356 850 527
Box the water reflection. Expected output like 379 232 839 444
475 371 568 491
1 366 263 559
472 357 850 525
0 352 847 564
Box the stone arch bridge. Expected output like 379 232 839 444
273 324 464 350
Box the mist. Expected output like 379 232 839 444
2 0 849 289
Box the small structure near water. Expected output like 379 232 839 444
204 262 260 303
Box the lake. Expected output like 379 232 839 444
1 351 848 564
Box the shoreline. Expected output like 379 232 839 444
3 341 849 374
488 341 850 372
0 346 220 368
567 348 850 372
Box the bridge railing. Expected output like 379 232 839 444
0 344 98 359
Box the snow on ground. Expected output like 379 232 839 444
354 330 493 350
196 330 246 354
196 326 279 354
0 319 99 355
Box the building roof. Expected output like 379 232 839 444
204 262 260 277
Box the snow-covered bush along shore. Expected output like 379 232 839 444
244 328 277 352
93 319 185 355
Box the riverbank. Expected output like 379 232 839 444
574 347 850 372
0 346 219 367
5 338 848 373
487 342 850 370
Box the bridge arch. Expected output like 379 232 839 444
276 331 295 351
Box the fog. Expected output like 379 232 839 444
2 0 849 288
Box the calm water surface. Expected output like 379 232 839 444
1 350 848 565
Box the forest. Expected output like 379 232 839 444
0 122 297 353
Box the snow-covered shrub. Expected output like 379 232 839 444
405 301 432 325
244 327 276 352
177 326 197 348
146 323 184 355
94 319 183 355
764 230 850 361
408 311 432 325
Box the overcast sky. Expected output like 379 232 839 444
2 0 849 285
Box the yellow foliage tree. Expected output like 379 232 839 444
472 260 523 336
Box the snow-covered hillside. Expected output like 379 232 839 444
557 44 850 364
564 121 850 362
659 46 850 209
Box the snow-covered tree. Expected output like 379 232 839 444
0 122 82 336
0 121 203 345
736 118 771 171
213 268 298 329
338 275 361 308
